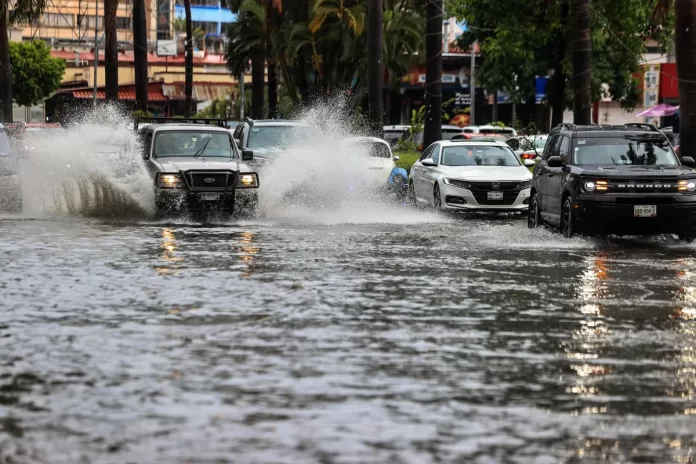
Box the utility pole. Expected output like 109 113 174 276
133 0 148 111
470 42 476 126
239 71 245 120
368 0 384 137
423 0 443 149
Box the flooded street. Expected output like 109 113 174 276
2 212 696 463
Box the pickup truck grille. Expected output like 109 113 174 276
186 172 235 190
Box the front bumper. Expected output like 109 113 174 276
156 188 258 212
440 183 530 212
574 193 696 234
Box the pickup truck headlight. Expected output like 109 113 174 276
237 173 259 188
157 173 184 189
443 178 471 189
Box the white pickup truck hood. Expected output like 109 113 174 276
153 156 252 173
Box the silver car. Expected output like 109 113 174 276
138 122 259 217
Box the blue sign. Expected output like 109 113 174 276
535 77 549 104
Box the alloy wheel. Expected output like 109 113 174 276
433 184 442 210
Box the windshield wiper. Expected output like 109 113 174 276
193 138 211 157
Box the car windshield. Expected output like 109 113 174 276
442 145 521 166
573 136 678 165
154 131 234 158
346 141 392 158
480 128 514 135
247 125 319 149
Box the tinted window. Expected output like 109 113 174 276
480 128 514 135
559 136 570 162
432 146 441 164
543 135 561 160
442 145 522 166
507 138 520 150
573 136 678 166
420 144 436 161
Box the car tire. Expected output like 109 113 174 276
408 181 417 207
678 227 696 242
528 194 542 228
560 196 575 238
433 183 442 210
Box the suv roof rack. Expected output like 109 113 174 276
624 123 659 131
134 117 227 131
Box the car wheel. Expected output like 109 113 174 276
560 196 575 238
528 194 541 228
678 227 696 242
433 183 442 210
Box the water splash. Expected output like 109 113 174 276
16 105 154 219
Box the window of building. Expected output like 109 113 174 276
192 21 217 35
115 17 132 30
191 0 219 6
41 13 74 27
77 15 103 29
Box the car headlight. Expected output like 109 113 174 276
157 173 184 189
678 179 696 192
518 181 532 189
237 173 259 188
583 180 596 192
443 178 471 189
583 179 607 192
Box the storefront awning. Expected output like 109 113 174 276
71 90 168 101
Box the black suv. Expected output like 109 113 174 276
528 123 696 240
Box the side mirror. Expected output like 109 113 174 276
682 156 695 167
242 149 254 161
524 159 536 167
393 155 400 161
421 159 436 167
142 151 149 160
547 155 562 168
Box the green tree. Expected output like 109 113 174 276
9 41 65 107
447 0 673 128
1 0 49 121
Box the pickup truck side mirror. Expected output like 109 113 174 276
242 149 254 161
547 155 562 168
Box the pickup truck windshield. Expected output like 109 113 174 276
573 136 678 166
154 131 234 158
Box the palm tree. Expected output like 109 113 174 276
0 0 49 121
675 0 696 159
133 0 148 111
184 0 194 116
572 0 592 124
104 0 118 101
423 0 442 148
368 0 383 135
174 17 205 49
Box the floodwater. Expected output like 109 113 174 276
2 210 696 463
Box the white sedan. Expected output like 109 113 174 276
408 140 535 213
342 136 399 189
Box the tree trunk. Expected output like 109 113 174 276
104 0 119 101
572 0 592 124
0 9 12 122
184 0 194 116
368 0 384 137
549 1 569 128
676 0 696 159
132 0 148 111
251 55 265 119
267 61 278 118
423 0 442 149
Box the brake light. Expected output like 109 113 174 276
521 152 536 160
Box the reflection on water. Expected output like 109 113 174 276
235 231 260 278
155 227 183 276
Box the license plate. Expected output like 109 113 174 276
634 205 656 217
487 191 504 200
200 192 220 201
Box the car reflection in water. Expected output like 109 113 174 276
234 231 260 279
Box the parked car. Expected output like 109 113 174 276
528 123 696 240
414 125 465 151
0 123 20 212
137 118 259 218
383 125 411 147
408 139 534 213
462 125 517 137
506 135 549 161
342 136 408 196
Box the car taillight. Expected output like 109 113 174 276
521 152 536 160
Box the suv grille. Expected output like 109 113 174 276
605 178 680 193
187 172 234 189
